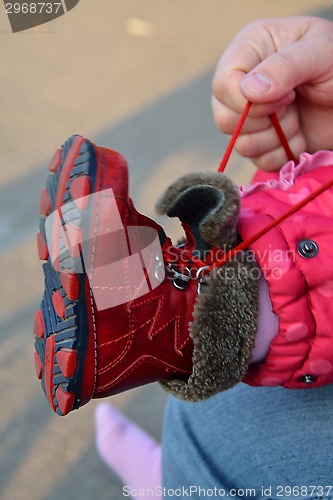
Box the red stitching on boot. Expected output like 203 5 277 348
129 293 190 354
95 356 191 394
97 333 134 374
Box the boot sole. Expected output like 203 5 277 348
34 135 99 415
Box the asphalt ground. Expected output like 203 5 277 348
0 1 331 499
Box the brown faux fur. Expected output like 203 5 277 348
161 255 259 401
157 172 259 401
156 172 241 250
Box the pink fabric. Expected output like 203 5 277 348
95 403 162 499
241 150 333 197
238 150 333 389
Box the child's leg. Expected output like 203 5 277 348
95 403 162 499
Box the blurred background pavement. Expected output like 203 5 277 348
0 1 331 498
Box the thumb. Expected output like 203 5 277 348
240 36 330 103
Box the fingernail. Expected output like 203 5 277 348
243 73 272 95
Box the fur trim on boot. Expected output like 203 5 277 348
157 172 259 401
156 172 240 251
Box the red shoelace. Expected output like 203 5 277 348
164 102 333 279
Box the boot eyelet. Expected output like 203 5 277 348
154 254 165 283
170 267 191 290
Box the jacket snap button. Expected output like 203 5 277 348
297 239 318 258
298 374 318 385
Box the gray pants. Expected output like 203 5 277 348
162 383 333 499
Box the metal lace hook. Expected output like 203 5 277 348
196 266 210 294
168 264 191 290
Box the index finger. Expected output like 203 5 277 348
212 20 275 111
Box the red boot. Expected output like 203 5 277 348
34 135 199 415
34 135 258 416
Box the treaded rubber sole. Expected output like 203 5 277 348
34 134 98 416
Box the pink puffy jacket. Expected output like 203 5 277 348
238 151 333 389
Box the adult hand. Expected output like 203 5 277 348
212 16 333 170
